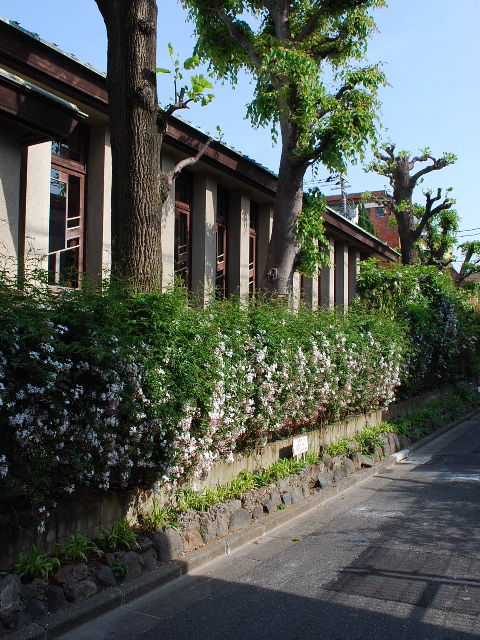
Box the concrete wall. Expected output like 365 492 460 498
24 142 51 272
191 173 216 303
86 123 111 281
227 190 250 300
161 154 176 291
0 128 21 273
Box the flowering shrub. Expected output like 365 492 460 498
356 261 480 395
0 265 475 514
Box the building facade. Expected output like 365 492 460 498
326 191 400 253
0 17 399 308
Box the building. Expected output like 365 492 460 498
326 190 401 253
0 17 399 309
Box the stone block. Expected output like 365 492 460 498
290 490 303 505
118 551 142 582
281 493 292 506
95 566 117 588
344 458 355 475
316 474 332 489
46 586 67 613
151 528 183 563
183 529 203 553
229 508 251 532
270 491 282 508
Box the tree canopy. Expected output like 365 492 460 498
183 0 386 295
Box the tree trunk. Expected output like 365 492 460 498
259 116 306 296
97 0 163 291
259 160 305 296
392 158 419 265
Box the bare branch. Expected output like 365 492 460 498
415 189 453 239
168 137 214 188
209 0 263 69
410 157 449 188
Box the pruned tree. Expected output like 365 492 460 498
416 197 459 268
368 143 457 264
94 0 213 291
457 241 480 287
182 0 386 295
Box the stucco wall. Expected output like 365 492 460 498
24 141 51 272
86 123 112 281
0 128 21 273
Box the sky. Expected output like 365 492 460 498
1 0 478 266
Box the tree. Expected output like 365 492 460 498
457 241 480 287
94 0 213 291
416 198 459 268
182 0 386 295
368 143 457 264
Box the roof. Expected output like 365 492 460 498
0 16 106 78
0 67 87 117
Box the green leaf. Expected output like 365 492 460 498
156 68 171 74
168 42 174 57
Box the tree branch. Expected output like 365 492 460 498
167 137 214 188
295 0 366 43
415 188 452 239
209 0 263 69
410 157 449 188
317 84 348 118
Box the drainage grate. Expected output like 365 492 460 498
325 545 480 616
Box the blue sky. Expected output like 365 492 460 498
1 0 478 265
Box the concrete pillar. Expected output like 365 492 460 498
257 203 274 285
319 237 335 308
86 123 112 281
0 128 22 275
348 248 361 304
227 190 250 301
191 172 216 303
24 141 51 273
160 154 175 291
302 273 319 309
292 272 301 309
334 242 349 309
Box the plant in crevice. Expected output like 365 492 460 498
13 546 60 582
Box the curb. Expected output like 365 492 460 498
8 408 480 640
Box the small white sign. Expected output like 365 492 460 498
292 436 308 458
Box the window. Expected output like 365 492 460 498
375 207 386 218
249 202 258 296
216 186 228 297
174 172 192 288
48 128 86 287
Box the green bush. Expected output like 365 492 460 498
0 262 476 519
356 261 480 395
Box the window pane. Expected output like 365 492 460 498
67 175 81 228
49 169 66 253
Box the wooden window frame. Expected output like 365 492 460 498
216 186 229 298
48 126 86 289
174 172 192 289
249 202 258 296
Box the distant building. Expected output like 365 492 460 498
326 191 401 253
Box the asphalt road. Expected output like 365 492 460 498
61 414 480 640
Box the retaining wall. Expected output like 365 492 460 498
0 385 449 571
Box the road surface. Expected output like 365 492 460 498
61 413 480 640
